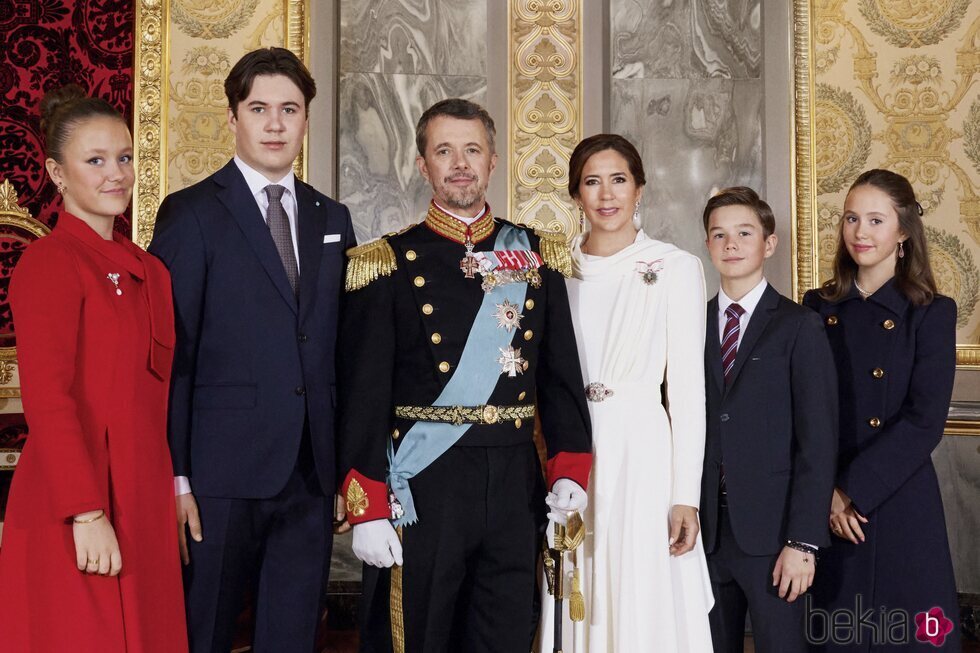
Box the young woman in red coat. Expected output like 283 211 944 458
803 169 960 651
0 85 188 652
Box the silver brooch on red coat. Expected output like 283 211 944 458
106 273 122 295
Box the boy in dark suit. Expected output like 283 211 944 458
150 48 356 652
700 187 837 652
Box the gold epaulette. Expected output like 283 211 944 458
535 228 573 278
345 238 397 291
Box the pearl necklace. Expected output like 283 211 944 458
854 280 873 297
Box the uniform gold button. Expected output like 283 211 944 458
868 417 881 428
405 250 417 261
883 319 895 330
826 315 839 326
431 332 442 344
392 428 400 440
872 367 884 379
523 330 533 341
414 276 425 287
518 391 526 401
525 299 535 310
515 418 523 429
438 361 450 373
422 303 434 315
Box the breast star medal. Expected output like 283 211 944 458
498 346 528 377
106 272 123 295
494 300 524 332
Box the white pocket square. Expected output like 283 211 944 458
323 234 341 244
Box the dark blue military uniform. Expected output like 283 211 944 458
804 281 960 652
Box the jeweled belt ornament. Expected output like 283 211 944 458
394 403 535 426
585 382 614 402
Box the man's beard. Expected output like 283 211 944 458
439 176 485 211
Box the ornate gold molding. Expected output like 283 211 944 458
132 0 309 250
792 0 817 303
508 0 582 238
0 178 51 399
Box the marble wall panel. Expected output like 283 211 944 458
338 72 487 241
340 0 486 75
933 435 980 593
611 77 763 292
612 0 762 80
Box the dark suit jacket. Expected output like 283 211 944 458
149 160 356 499
701 283 838 556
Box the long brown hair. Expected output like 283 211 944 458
567 134 646 199
819 169 937 305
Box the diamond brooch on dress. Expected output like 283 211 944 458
106 273 122 296
585 382 615 402
635 259 664 286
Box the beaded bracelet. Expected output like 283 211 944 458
785 540 818 561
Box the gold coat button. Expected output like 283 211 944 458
872 367 884 379
868 417 881 428
518 391 526 401
431 332 442 344
883 319 895 330
392 428 400 440
414 276 425 287
422 303 434 315
525 299 535 310
515 418 523 429
523 330 533 341
405 250 417 261
438 361 450 373
826 315 839 326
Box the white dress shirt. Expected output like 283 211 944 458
174 158 303 497
717 278 768 346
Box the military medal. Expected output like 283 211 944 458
494 300 524 332
106 272 123 295
498 346 528 377
635 259 664 286
460 236 480 278
388 490 405 520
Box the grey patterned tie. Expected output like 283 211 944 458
264 184 299 295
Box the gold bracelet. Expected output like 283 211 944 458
73 510 105 524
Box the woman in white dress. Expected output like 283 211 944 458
538 134 714 652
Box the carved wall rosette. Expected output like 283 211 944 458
508 0 582 238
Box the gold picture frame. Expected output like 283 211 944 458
791 0 980 370
132 0 310 250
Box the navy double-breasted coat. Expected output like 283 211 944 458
803 281 960 652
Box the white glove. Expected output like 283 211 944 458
352 520 403 568
545 479 588 524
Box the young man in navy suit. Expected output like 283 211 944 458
150 48 355 652
700 187 837 652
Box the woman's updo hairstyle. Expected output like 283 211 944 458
40 84 123 163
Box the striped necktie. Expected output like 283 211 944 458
721 303 745 385
264 184 299 295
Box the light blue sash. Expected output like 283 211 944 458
388 225 530 526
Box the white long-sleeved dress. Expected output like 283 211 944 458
538 230 714 653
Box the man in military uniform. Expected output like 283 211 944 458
337 99 593 652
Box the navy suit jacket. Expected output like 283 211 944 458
700 284 839 556
149 160 356 499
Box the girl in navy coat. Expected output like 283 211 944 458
804 169 959 651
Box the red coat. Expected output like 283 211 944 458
0 213 187 652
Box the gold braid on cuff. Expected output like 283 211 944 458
394 404 535 426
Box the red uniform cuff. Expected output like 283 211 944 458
546 452 592 491
340 469 390 525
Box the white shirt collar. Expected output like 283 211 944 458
234 156 296 200
434 201 487 226
719 277 768 317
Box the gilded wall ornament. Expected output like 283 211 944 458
815 84 872 194
859 0 970 48
171 0 259 39
509 0 582 238
926 226 979 328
